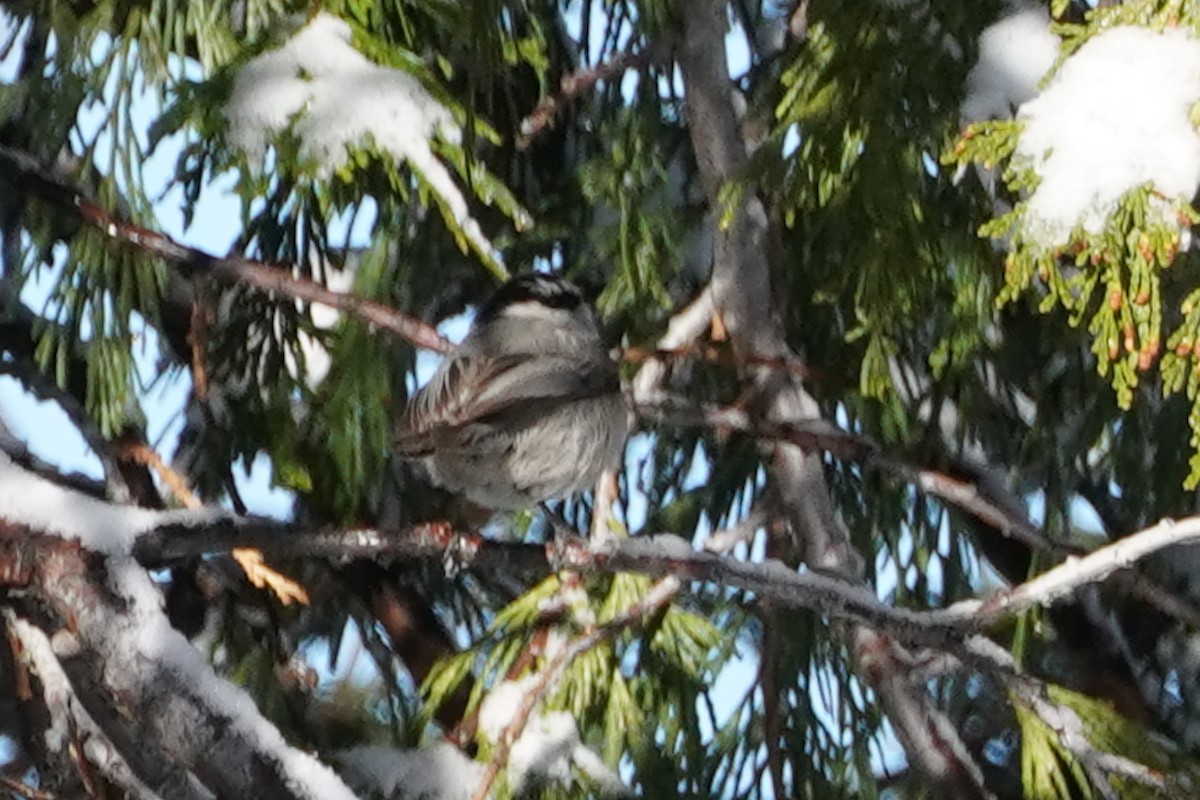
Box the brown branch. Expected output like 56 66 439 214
122 442 309 605
126 518 958 647
0 143 452 355
629 285 716 405
29 468 1200 650
637 393 1200 633
0 296 164 509
624 342 817 381
635 394 1057 555
517 43 666 150
0 773 56 800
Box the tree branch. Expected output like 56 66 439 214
935 517 1200 628
0 294 163 508
5 613 199 800
8 447 1193 654
0 469 360 800
0 143 452 356
518 42 667 150
675 1 991 794
5 451 1200 797
471 576 677 799
636 392 1059 556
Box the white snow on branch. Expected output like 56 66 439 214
337 742 482 800
7 615 167 798
226 12 493 258
0 455 359 800
0 454 191 553
962 6 1059 124
1013 25 1200 249
478 677 625 795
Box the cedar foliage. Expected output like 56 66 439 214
3 1 1200 798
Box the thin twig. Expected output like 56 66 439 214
0 361 132 503
517 44 667 150
625 342 816 380
120 441 202 510
120 441 310 605
0 773 57 800
0 144 452 355
471 576 679 800
636 392 1058 556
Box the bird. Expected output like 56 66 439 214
394 273 628 513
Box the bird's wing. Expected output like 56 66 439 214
394 350 612 457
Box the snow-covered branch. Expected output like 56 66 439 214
3 444 1200 795
937 517 1200 628
0 457 358 799
13 449 1200 654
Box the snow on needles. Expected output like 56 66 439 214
478 676 625 795
338 743 482 800
226 12 493 257
1012 25 1200 249
962 6 1059 124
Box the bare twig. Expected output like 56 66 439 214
626 340 817 387
636 392 1059 557
518 43 666 149
0 773 57 800
0 144 452 355
629 286 715 405
0 361 133 504
126 518 947 642
0 426 107 500
122 442 309 605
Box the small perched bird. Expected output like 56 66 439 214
394 273 628 512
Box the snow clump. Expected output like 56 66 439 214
226 12 492 256
1012 25 1200 249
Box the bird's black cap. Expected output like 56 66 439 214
477 273 584 323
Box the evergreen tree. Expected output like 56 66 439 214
2 1 1200 798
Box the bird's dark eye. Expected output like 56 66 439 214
478 274 583 321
